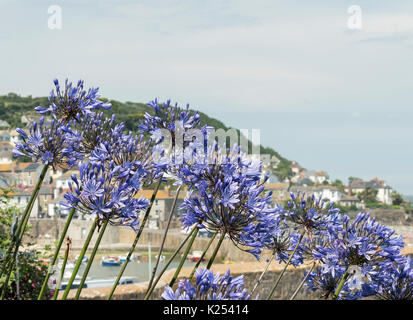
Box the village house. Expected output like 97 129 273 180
346 178 393 205
264 182 290 202
0 188 39 218
0 120 10 129
265 182 362 208
14 163 51 187
290 185 342 203
0 141 13 164
9 129 23 145
136 187 187 230
0 130 11 142
46 189 73 218
55 170 78 190
37 185 54 217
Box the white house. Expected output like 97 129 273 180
0 189 39 218
55 171 78 189
347 178 393 205
290 185 362 208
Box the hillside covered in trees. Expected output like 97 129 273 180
0 92 292 176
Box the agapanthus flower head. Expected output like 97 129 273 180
13 118 81 169
251 209 303 266
35 79 111 122
162 268 253 300
69 112 119 156
180 146 276 259
309 212 405 299
88 130 168 187
284 191 341 234
376 256 413 300
138 98 201 139
60 160 149 231
137 99 210 174
305 265 343 299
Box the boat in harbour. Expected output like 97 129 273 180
119 253 139 263
75 255 89 264
187 251 205 263
101 256 121 266
59 277 139 290
155 254 165 262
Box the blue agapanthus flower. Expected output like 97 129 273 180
307 212 405 299
68 112 119 157
138 98 201 139
376 255 413 300
35 79 111 122
256 210 304 266
13 117 81 168
88 129 168 187
283 191 341 235
162 269 252 300
138 99 212 173
180 146 277 259
61 161 149 231
304 265 343 299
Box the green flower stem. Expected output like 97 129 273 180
38 207 76 300
106 177 162 300
290 261 316 300
74 219 109 300
169 227 199 288
144 225 197 300
0 166 48 299
266 230 306 300
144 224 197 300
332 270 350 300
0 164 48 280
52 238 71 300
188 232 217 281
206 232 226 270
251 250 277 296
61 217 98 300
147 185 182 292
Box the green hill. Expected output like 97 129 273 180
0 93 291 175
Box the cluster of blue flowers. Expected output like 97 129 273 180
61 160 150 230
138 98 201 143
12 78 412 300
162 268 252 300
305 212 406 299
13 79 155 230
179 146 277 259
375 256 413 300
35 79 111 121
13 118 81 168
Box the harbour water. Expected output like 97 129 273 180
58 255 201 288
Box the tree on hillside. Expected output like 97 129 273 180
357 186 378 204
348 176 362 184
332 179 345 192
273 162 294 191
391 191 404 206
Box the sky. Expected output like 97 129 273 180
1 1 413 194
